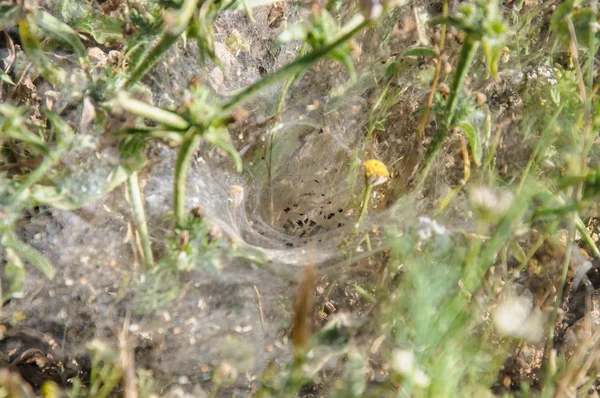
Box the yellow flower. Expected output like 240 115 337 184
354 159 390 234
362 159 389 177
362 159 389 187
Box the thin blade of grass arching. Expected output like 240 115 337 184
457 121 482 168
36 11 89 68
204 126 243 172
585 2 598 93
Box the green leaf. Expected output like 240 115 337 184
0 69 14 85
509 240 527 264
330 47 356 82
401 47 437 58
2 231 55 280
0 5 18 31
550 0 577 31
117 92 190 130
458 121 482 167
37 11 88 66
74 15 124 44
57 0 88 23
204 127 243 172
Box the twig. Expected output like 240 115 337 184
565 16 587 104
544 223 575 382
416 0 448 142
120 311 138 398
253 285 266 338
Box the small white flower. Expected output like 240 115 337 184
492 286 544 342
391 349 431 388
470 186 513 216
416 216 446 241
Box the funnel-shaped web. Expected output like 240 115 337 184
172 95 388 270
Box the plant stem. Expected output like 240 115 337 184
354 183 373 234
124 0 200 89
576 216 600 260
444 38 480 126
543 220 574 381
174 131 202 226
565 17 587 107
127 172 154 268
221 17 368 113
415 37 480 191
